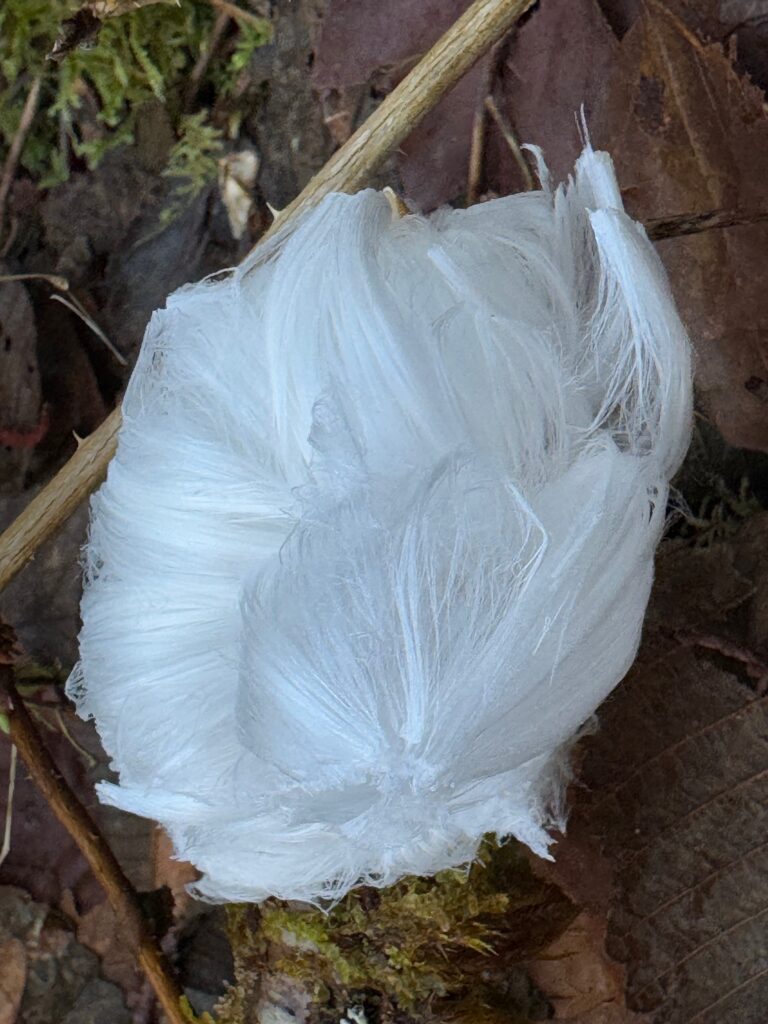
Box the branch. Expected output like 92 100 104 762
0 0 535 593
255 0 535 249
484 94 534 191
646 206 768 241
0 77 42 239
0 666 196 1024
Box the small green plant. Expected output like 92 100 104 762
160 110 225 225
0 0 271 188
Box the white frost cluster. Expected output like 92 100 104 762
70 147 692 903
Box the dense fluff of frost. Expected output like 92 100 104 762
70 147 692 903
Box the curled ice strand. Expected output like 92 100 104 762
70 146 692 903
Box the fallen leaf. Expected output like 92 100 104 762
498 0 618 190
0 496 88 667
493 0 768 450
399 59 492 210
591 2 768 452
313 0 473 91
151 825 197 914
0 680 154 918
0 936 26 1024
552 515 768 1023
313 0 494 209
0 270 44 491
527 911 645 1022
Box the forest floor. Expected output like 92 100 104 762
2 1 768 1022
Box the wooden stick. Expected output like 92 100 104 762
186 10 231 108
208 0 267 29
484 94 533 191
1 667 193 1024
0 77 42 239
0 0 534 594
646 206 768 241
252 0 536 250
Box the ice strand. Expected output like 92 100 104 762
70 147 692 903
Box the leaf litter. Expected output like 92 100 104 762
4 0 768 1021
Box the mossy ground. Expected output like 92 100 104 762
217 838 575 1024
0 0 270 195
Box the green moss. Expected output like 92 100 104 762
0 0 271 188
160 109 225 225
218 838 575 1023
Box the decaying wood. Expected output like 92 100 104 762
0 0 535 594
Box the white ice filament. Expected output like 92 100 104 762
70 147 692 903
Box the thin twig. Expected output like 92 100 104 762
0 744 17 870
0 280 122 366
467 53 498 204
186 10 231 108
484 94 534 191
0 667 194 1024
254 0 537 250
0 0 535 594
208 0 267 28
467 98 487 205
0 77 43 242
646 207 768 241
0 272 69 291
50 293 128 366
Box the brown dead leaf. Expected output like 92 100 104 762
313 0 495 209
0 936 26 1024
151 825 197 915
313 0 473 91
498 0 618 190
0 681 154 919
0 270 44 492
488 0 768 451
592 2 768 452
552 515 768 1023
527 911 645 1023
399 58 492 210
0 720 101 913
